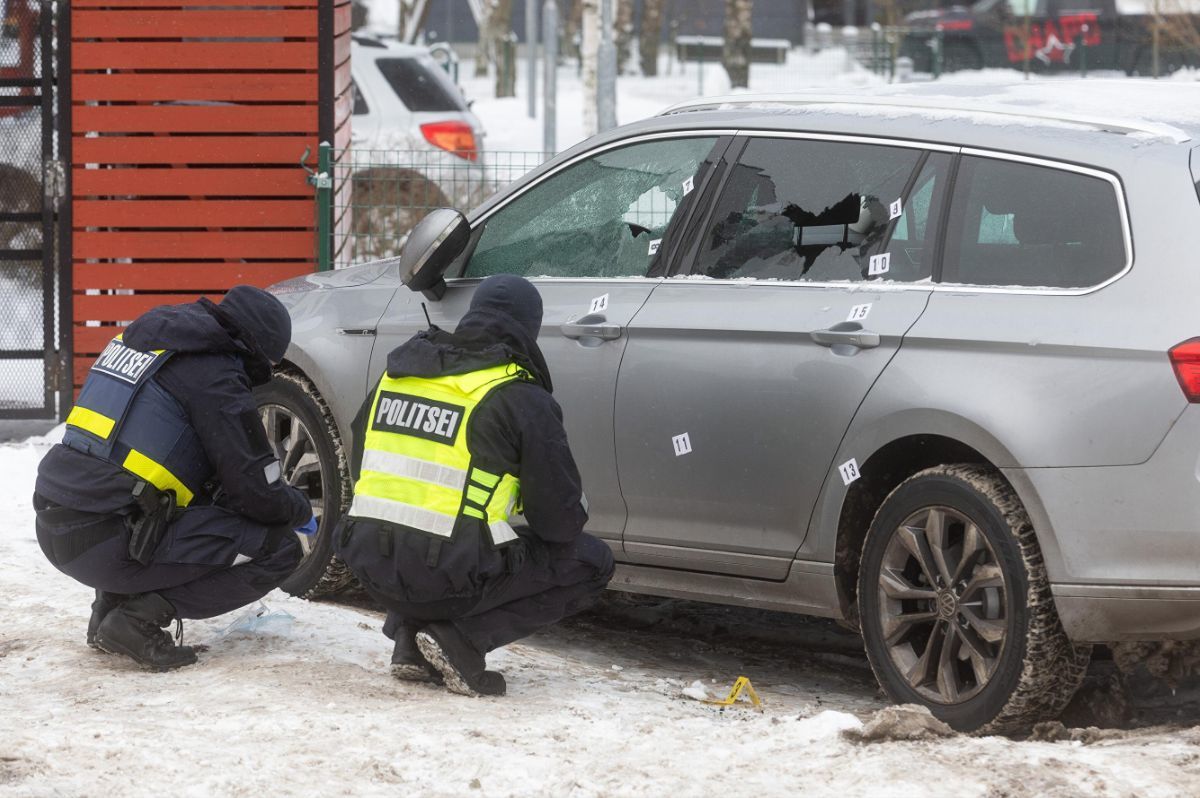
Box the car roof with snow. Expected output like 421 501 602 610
661 81 1200 143
637 81 1198 160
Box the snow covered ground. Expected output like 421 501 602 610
6 434 1200 796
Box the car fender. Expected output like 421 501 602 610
800 406 1034 563
272 281 399 449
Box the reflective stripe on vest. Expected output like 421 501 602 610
350 362 527 545
62 334 209 507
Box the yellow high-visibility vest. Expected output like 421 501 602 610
348 362 529 546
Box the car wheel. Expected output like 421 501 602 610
857 463 1090 734
255 371 355 598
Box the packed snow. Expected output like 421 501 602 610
5 433 1200 796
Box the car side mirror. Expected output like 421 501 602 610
399 208 471 301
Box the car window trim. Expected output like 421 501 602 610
673 131 945 281
929 152 960 284
877 149 930 253
654 135 738 278
935 147 1134 295
661 132 1133 297
454 130 737 281
668 136 748 277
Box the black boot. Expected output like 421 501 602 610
94 593 198 672
415 623 506 697
87 590 123 650
390 627 442 684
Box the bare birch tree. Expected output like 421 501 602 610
722 0 752 88
581 0 600 136
475 0 496 76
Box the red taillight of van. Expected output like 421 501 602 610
420 121 478 162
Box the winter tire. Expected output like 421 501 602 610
857 464 1090 735
255 371 355 598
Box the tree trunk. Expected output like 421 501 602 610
722 0 752 88
638 0 664 75
581 0 599 136
615 0 634 73
475 0 495 76
565 0 584 61
489 0 516 96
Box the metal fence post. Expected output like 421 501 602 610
526 0 537 117
1078 26 1087 77
314 142 332 272
872 25 882 75
543 0 558 154
932 27 944 79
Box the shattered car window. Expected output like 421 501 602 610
694 138 924 282
466 137 718 278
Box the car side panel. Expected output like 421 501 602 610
616 284 933 580
276 277 401 452
804 149 1200 582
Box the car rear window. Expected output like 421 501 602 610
941 156 1127 289
376 57 467 113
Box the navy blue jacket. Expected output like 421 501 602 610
36 297 312 529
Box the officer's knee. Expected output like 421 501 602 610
277 530 303 569
261 526 303 572
579 534 615 585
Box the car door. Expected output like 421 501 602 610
615 134 952 579
369 133 731 550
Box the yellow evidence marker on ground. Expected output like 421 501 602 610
702 676 763 710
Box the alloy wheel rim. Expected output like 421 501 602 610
876 505 1008 705
259 403 325 558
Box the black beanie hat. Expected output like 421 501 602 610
218 285 292 365
468 274 543 338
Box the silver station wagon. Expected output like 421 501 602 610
260 81 1200 733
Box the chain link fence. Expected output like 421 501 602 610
327 148 548 270
0 0 52 416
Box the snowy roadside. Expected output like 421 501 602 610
4 436 1200 797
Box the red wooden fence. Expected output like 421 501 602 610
69 0 352 390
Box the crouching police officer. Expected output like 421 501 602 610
337 274 615 696
33 286 314 671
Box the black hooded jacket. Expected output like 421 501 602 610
344 298 588 601
36 291 312 529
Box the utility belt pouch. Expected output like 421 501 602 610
127 480 176 566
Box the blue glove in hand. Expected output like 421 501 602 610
296 516 318 536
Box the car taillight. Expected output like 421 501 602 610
1169 338 1200 402
420 121 478 162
